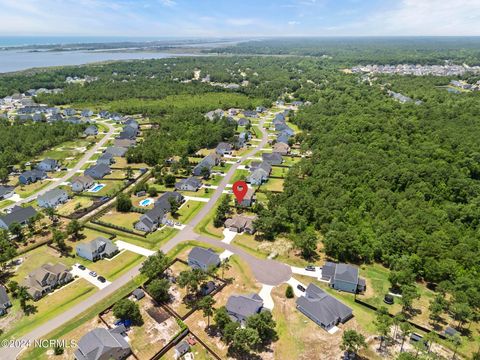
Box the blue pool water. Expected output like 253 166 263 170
89 184 105 193
139 198 154 207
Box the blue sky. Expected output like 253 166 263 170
0 0 479 37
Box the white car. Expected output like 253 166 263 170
89 271 97 277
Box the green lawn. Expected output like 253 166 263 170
56 196 94 216
172 200 205 224
193 195 227 239
98 209 141 229
0 279 97 341
76 250 144 280
15 180 51 198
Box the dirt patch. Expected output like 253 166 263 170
146 306 170 324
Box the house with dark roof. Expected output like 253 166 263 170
205 109 225 121
74 327 131 360
242 110 258 118
296 283 353 330
175 177 202 192
85 164 111 179
81 109 94 117
132 288 145 300
247 162 271 186
237 188 255 207
0 206 38 230
187 247 220 271
192 153 221 177
37 188 69 208
97 152 115 165
215 142 233 156
174 341 190 359
321 262 366 294
63 108 76 116
154 191 185 212
37 159 59 172
135 206 166 233
71 175 95 192
0 185 15 200
226 293 263 325
105 146 127 158
76 237 119 262
256 106 267 113
237 118 250 126
118 126 138 140
0 285 12 316
66 116 82 124
262 152 283 165
84 125 98 136
19 169 47 184
124 118 139 129
23 263 73 300
99 110 110 118
224 215 257 234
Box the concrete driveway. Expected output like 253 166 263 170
71 264 111 289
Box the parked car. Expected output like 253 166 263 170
78 264 86 270
305 265 316 271
297 284 306 292
97 276 106 283
100 196 110 202
89 271 97 277
236 159 241 163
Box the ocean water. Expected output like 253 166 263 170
0 49 184 73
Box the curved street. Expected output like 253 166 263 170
1 114 293 359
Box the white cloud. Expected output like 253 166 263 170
288 21 301 25
159 0 176 7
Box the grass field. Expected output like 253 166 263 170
261 178 284 192
98 209 141 229
172 200 205 224
56 196 94 216
193 195 227 239
0 279 97 341
14 180 50 198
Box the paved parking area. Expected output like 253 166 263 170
71 264 111 289
291 266 323 279
286 277 308 298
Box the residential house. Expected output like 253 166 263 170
97 153 115 166
0 285 12 316
109 113 122 122
81 109 94 117
0 206 38 230
226 293 263 325
37 188 69 208
276 132 291 145
71 175 95 192
275 100 285 106
85 164 111 179
114 139 136 148
187 247 220 271
205 109 225 121
273 142 290 155
256 106 267 113
135 206 166 233
238 188 255 207
23 263 73 300
84 125 98 136
0 185 15 200
63 108 76 116
118 126 138 140
292 101 304 107
154 191 185 212
296 283 352 330
200 281 216 296
224 215 257 234
174 341 190 359
66 116 81 124
105 146 128 158
215 142 233 156
99 110 110 118
262 152 283 165
236 131 251 148
237 118 250 126
32 113 43 122
192 153 221 176
19 169 47 184
74 327 131 360
247 161 271 186
242 110 258 118
37 159 59 172
175 177 202 192
48 113 63 122
76 237 119 262
321 262 366 294
123 118 139 130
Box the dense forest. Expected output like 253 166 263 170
256 71 480 311
0 120 85 179
214 37 480 65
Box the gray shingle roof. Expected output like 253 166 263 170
0 285 10 308
0 185 14 197
334 263 359 284
188 247 220 269
296 283 352 327
37 188 67 203
226 293 263 320
0 206 37 228
74 327 131 360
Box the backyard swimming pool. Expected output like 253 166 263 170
88 183 106 193
139 198 154 207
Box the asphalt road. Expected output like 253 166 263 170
0 114 292 359
4 120 117 211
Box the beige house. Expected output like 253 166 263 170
23 263 73 300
